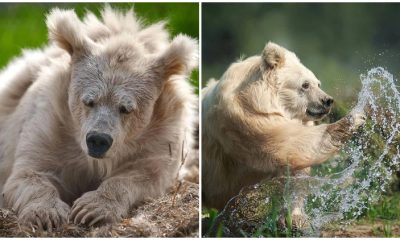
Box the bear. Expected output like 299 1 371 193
0 7 198 231
202 42 365 214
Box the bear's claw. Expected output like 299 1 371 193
352 112 366 129
18 199 70 231
69 190 123 227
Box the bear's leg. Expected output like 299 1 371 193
291 168 310 231
326 113 366 144
3 170 70 231
277 168 310 233
274 113 365 232
269 112 366 171
69 161 173 226
278 200 309 234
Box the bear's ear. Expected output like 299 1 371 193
261 42 286 69
46 8 89 55
158 34 198 79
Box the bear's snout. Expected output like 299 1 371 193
321 96 334 108
86 131 113 158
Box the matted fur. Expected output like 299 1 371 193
202 42 365 210
0 6 198 230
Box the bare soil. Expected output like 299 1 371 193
0 181 199 237
320 220 400 237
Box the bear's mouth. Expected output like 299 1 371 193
306 108 329 118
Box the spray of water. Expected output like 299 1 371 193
298 67 400 234
212 67 399 237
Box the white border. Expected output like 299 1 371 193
198 1 203 237
3 1 400 238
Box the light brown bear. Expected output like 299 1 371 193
202 42 365 211
0 7 198 230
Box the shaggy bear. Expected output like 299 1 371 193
0 7 198 230
202 42 365 211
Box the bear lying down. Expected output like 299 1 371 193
0 7 198 230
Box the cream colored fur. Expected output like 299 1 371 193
202 42 365 210
0 7 198 230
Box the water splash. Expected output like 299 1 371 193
211 67 400 237
300 67 400 234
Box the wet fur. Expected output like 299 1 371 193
202 42 364 210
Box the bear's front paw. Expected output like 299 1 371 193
18 199 70 231
278 207 310 235
69 191 124 227
291 211 310 231
351 112 366 129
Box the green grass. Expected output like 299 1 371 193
0 3 199 88
383 222 393 237
364 192 400 237
321 191 400 237
202 207 223 237
365 192 400 221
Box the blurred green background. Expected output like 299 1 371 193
0 3 199 91
202 4 400 236
202 3 400 109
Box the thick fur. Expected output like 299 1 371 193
0 7 198 230
202 42 365 210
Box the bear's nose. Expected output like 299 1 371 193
86 131 113 158
322 97 334 108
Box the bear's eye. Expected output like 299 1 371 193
119 106 130 114
83 100 95 108
302 82 310 89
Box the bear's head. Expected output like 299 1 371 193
46 8 198 160
260 42 334 122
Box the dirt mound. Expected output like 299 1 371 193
0 181 198 237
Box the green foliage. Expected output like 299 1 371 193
0 3 199 89
202 3 400 104
366 193 400 221
190 70 199 95
251 195 280 237
202 207 223 237
202 194 300 237
369 204 400 237
248 166 302 237
383 222 393 237
250 194 302 237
